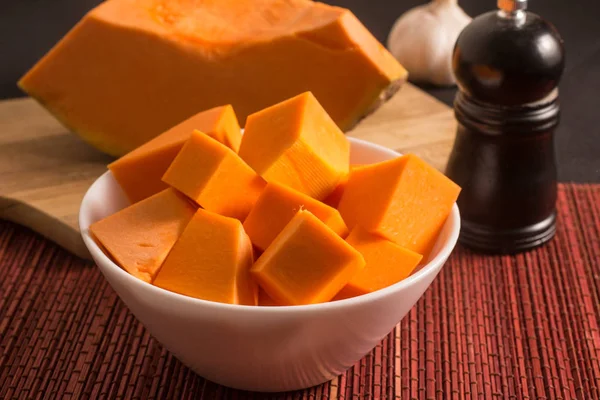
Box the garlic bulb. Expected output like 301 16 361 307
387 0 471 86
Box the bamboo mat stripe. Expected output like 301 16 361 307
1 183 599 399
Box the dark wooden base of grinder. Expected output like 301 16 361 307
459 212 556 254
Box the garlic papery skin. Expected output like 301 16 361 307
387 0 471 86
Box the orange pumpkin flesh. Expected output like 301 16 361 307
109 105 241 203
19 0 406 156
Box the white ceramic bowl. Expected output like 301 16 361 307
79 138 460 392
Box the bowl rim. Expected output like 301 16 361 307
80 137 460 314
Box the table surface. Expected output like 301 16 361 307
1 183 599 398
1 0 599 182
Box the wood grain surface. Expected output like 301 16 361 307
0 83 455 259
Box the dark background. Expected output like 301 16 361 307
1 0 598 182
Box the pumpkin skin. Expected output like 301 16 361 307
18 0 407 156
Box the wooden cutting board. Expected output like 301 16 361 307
0 83 456 259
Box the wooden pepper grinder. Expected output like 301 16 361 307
445 0 565 253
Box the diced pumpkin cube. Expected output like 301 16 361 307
238 92 350 200
323 177 348 209
198 105 243 152
153 208 257 305
251 210 365 305
338 154 461 255
323 164 362 208
162 130 266 220
243 182 348 251
258 289 280 307
89 188 196 283
109 105 241 203
333 226 422 300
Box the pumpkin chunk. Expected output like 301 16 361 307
18 0 406 156
89 188 196 283
239 92 350 200
334 226 422 300
162 130 265 220
154 209 257 305
109 105 241 203
338 154 461 255
251 210 365 305
243 182 348 251
323 164 362 208
258 289 280 307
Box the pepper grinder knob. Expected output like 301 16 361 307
498 0 527 13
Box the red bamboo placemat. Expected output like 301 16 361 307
1 183 599 399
